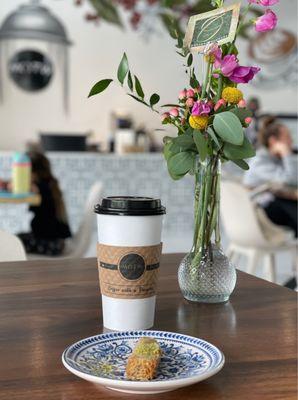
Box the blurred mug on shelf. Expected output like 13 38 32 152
12 152 31 194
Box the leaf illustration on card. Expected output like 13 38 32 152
184 3 241 53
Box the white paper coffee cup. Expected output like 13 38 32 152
95 197 165 331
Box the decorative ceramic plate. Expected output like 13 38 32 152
62 330 224 394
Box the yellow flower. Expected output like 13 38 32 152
189 115 209 131
204 54 216 63
222 87 243 104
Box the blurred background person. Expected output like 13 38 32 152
246 97 261 147
244 116 297 288
18 152 71 256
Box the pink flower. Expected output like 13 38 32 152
249 0 278 5
204 43 222 61
213 51 260 84
161 112 170 122
260 0 279 5
186 89 195 98
230 66 260 83
178 89 187 100
186 98 194 108
245 117 252 125
214 54 239 77
255 9 277 32
207 100 214 110
238 99 247 108
214 99 226 112
191 100 211 116
169 108 179 117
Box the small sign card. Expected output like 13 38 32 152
184 3 241 53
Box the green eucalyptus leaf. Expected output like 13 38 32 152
117 53 129 85
230 107 253 123
163 136 173 144
160 13 177 38
185 127 194 135
187 53 193 67
127 71 133 91
128 94 149 107
88 79 113 97
168 170 186 181
176 35 183 49
207 127 221 149
150 93 160 107
221 43 238 56
168 151 195 176
161 103 182 108
159 13 183 40
161 0 186 6
89 0 122 26
164 141 188 180
223 136 256 160
170 132 195 153
190 69 200 89
207 142 213 156
193 130 208 161
213 111 244 145
134 75 144 99
163 140 174 161
192 0 216 13
190 77 198 89
249 6 263 16
232 159 250 170
182 47 190 57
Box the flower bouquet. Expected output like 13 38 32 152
89 0 279 302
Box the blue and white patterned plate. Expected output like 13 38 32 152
62 330 225 394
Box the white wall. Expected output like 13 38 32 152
0 0 296 151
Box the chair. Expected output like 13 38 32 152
0 230 26 262
220 180 297 283
28 182 102 260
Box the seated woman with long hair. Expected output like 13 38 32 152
18 152 71 256
244 116 297 236
244 117 297 288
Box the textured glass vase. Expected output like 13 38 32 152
178 244 236 303
178 156 236 303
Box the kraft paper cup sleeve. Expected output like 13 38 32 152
97 243 162 299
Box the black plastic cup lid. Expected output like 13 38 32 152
94 196 166 216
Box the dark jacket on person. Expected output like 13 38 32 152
30 181 71 239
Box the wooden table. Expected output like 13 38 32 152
0 192 41 206
0 255 296 400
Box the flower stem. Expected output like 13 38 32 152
228 4 251 53
215 75 223 102
215 176 221 247
205 157 219 244
201 59 211 100
192 159 213 266
193 159 200 250
207 64 214 98
191 156 221 267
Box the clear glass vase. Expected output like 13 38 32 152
178 156 236 303
178 244 236 303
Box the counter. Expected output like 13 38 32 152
0 152 195 238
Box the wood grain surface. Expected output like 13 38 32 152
0 254 296 400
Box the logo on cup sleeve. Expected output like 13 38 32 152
118 253 146 280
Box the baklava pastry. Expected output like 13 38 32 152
126 337 162 380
